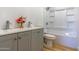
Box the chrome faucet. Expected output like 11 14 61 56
4 20 10 30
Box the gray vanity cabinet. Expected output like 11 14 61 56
31 29 43 51
17 31 31 51
0 34 17 51
0 28 43 51
17 29 43 51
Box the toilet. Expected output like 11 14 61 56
43 33 56 48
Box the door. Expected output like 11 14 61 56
18 31 31 51
31 29 43 51
0 34 17 51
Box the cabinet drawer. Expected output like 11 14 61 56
17 31 31 38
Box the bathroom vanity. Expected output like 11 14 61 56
0 27 43 51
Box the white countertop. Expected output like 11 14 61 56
0 27 43 36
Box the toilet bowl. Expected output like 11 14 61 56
43 34 56 48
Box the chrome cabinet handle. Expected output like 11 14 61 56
14 38 17 40
18 37 21 39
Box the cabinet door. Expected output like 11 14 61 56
18 31 31 51
0 34 17 51
31 29 43 51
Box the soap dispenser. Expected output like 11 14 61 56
27 21 31 28
27 21 34 28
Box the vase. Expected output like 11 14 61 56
17 23 24 28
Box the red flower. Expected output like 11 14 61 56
16 16 26 23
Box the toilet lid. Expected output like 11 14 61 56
44 34 56 40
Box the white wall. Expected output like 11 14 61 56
0 7 43 29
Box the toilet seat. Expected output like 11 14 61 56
44 34 56 40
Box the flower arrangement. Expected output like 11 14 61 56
16 16 26 28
